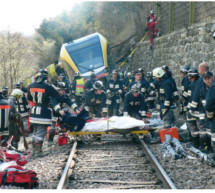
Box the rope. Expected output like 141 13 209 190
119 33 147 68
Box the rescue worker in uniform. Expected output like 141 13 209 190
179 65 190 116
83 73 97 101
162 65 179 103
27 69 64 158
205 72 215 163
59 72 70 94
8 89 24 149
123 84 147 120
2 86 9 99
190 63 209 151
14 82 30 133
146 10 160 49
48 82 80 146
106 70 123 117
0 90 11 147
146 71 156 112
71 72 85 108
153 67 175 128
186 68 200 148
123 72 134 93
129 69 149 99
85 81 107 118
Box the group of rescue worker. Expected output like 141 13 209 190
0 62 215 164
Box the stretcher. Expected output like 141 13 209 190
69 130 149 137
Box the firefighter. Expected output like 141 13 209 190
123 84 147 120
48 82 80 146
2 86 9 99
146 71 156 112
179 65 190 116
190 63 209 151
205 72 215 163
129 69 149 99
71 72 85 108
123 72 134 93
85 81 107 119
8 89 24 149
58 73 70 93
186 68 200 148
0 89 11 147
153 67 175 128
13 83 30 133
146 10 160 49
106 70 123 117
162 65 179 103
201 71 214 153
83 72 97 101
27 69 64 158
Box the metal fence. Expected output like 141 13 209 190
150 2 215 36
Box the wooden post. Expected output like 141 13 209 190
170 2 174 32
190 2 195 24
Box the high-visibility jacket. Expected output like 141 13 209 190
76 78 84 93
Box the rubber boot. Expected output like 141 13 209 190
28 142 36 159
192 136 200 148
34 142 48 158
200 135 210 153
48 128 55 147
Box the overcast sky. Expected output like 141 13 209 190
0 0 82 36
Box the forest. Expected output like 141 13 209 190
0 1 154 89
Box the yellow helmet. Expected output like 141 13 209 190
152 67 165 78
11 89 23 99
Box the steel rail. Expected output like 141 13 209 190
57 140 78 189
137 136 177 189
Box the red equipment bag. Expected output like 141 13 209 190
0 150 27 166
58 133 68 146
0 166 38 188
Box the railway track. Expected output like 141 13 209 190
57 134 177 189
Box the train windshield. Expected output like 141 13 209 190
65 36 104 74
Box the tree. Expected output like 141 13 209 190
0 30 39 90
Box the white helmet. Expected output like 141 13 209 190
152 67 165 78
11 89 23 99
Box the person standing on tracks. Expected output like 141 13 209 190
186 68 200 148
27 69 65 158
205 72 215 163
178 65 190 117
48 82 80 146
146 71 156 112
161 65 179 104
83 72 97 101
8 89 24 149
149 67 175 144
189 63 210 152
153 67 175 128
123 84 147 120
106 70 123 117
0 89 11 147
14 82 31 133
85 81 107 119
58 73 70 94
129 68 149 100
70 72 85 108
123 72 134 93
